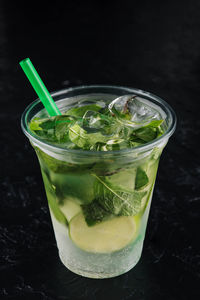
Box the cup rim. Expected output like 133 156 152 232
21 84 177 157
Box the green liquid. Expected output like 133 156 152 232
30 94 164 277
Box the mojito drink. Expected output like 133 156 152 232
22 86 176 278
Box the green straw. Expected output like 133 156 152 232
19 58 61 116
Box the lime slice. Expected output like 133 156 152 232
59 198 81 222
69 213 140 253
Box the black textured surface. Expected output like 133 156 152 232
0 1 200 299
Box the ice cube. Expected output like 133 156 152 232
82 110 121 137
82 111 108 129
108 95 162 128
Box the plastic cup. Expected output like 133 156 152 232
21 85 176 278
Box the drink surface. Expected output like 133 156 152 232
28 94 166 277
29 94 165 151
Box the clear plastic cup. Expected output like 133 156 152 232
21 85 176 278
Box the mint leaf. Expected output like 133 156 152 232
81 201 110 226
53 173 95 204
69 123 88 148
134 127 157 142
30 117 55 140
29 117 56 141
54 116 73 142
55 122 69 142
135 167 149 190
119 191 147 216
30 115 78 144
133 119 164 142
29 118 43 131
131 120 163 143
93 174 147 216
87 131 109 145
40 119 56 130
81 172 147 226
146 120 163 127
69 122 110 149
66 104 102 117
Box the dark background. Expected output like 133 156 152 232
0 1 200 299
